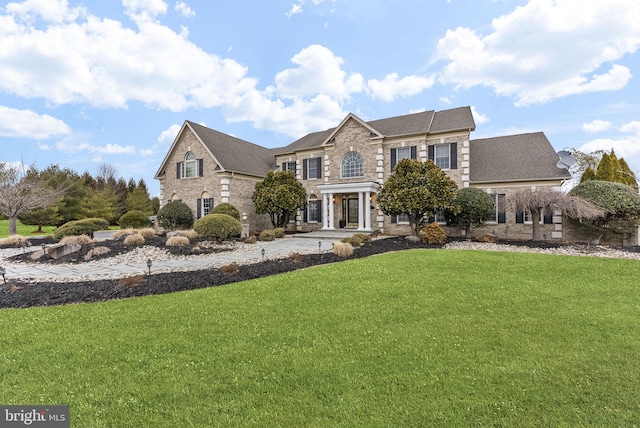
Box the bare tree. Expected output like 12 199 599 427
0 162 71 235
510 188 606 241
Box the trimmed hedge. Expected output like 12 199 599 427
193 213 242 241
157 201 194 230
119 210 151 229
53 218 109 240
211 203 241 221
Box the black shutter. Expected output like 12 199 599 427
316 200 322 223
450 143 457 169
390 148 397 172
176 162 181 179
410 146 417 160
390 215 397 224
497 194 506 223
428 145 434 162
198 159 203 177
281 162 286 171
196 199 201 219
316 157 322 179
544 211 553 224
428 216 435 224
303 205 308 222
303 159 308 180
516 209 524 224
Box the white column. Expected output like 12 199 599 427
358 192 364 230
365 191 372 231
328 193 335 229
322 193 329 229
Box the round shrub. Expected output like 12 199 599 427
259 229 276 241
333 242 354 258
244 235 257 244
157 201 194 230
273 227 285 238
193 213 242 241
137 228 156 238
119 210 151 229
60 235 94 245
112 229 135 239
123 233 145 246
420 222 447 245
54 218 109 240
210 203 241 220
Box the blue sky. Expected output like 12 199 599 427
1 0 639 197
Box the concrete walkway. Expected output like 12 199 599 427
0 234 350 281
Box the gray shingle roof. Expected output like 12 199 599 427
470 132 571 183
280 106 475 154
186 121 276 176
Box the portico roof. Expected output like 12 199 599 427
317 182 380 194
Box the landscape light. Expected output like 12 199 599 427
0 266 5 284
261 248 265 261
41 243 46 255
318 241 322 254
241 212 248 222
146 259 152 275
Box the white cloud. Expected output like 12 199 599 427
271 45 364 101
5 0 85 23
470 106 489 124
157 124 182 145
583 120 613 133
0 106 71 139
56 139 136 155
123 0 168 22
579 120 640 173
436 0 640 106
175 1 195 18
367 73 435 102
286 4 303 18
439 96 452 105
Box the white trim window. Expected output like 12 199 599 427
183 152 197 178
341 151 364 178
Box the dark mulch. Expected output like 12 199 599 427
1 236 638 310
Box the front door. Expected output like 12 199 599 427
347 198 359 227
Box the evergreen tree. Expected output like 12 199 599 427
81 187 120 224
595 152 616 182
252 171 308 228
618 157 638 190
580 166 597 183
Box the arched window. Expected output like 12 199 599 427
183 152 197 178
341 151 363 178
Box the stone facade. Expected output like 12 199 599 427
156 108 607 243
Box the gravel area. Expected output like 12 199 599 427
2 236 639 309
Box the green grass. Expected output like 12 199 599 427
1 250 639 427
0 219 56 238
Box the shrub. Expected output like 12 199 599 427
353 233 372 244
259 229 276 241
333 242 354 258
0 235 27 247
221 262 239 274
177 229 199 239
166 236 190 247
420 222 447 245
137 228 156 238
273 227 286 238
60 235 94 245
53 218 109 240
157 200 194 230
123 234 145 246
211 203 241 220
193 213 242 241
118 275 145 288
244 235 257 244
341 234 364 247
112 229 135 239
288 252 304 262
119 210 151 229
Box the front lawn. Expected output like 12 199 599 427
0 250 638 426
0 219 56 238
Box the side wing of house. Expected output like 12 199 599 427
154 121 276 229
468 132 571 241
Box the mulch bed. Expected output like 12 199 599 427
1 236 638 309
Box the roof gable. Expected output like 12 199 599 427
470 132 571 183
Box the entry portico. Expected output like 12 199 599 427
317 182 379 231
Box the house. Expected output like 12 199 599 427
154 106 573 240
